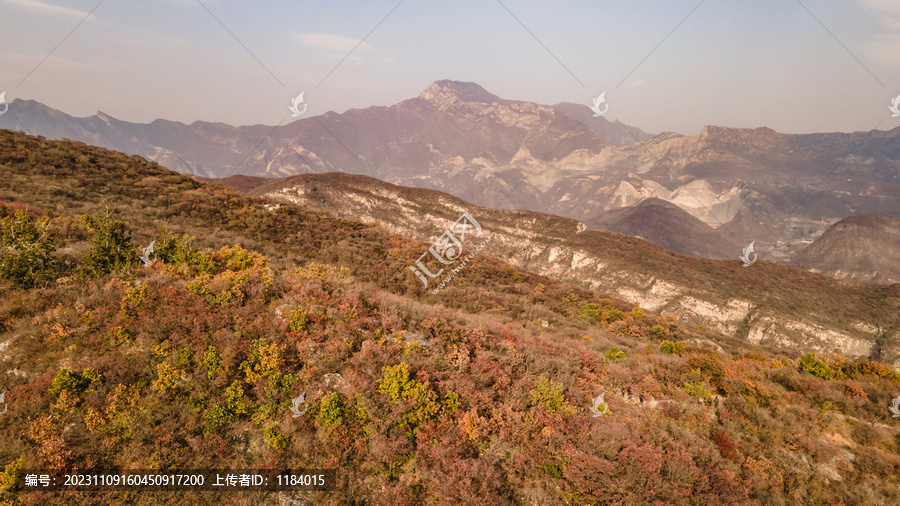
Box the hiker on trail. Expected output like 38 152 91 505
639 394 644 404
627 387 632 398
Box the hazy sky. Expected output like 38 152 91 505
2 0 900 135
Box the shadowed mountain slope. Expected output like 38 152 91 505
792 213 900 284
586 198 742 259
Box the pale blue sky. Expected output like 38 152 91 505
1 0 899 134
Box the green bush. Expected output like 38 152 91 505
580 303 601 318
239 339 282 382
540 462 563 479
153 230 215 275
377 363 441 436
121 285 147 317
401 382 440 432
443 391 460 415
264 373 295 398
530 378 578 415
225 381 252 415
217 245 268 271
202 402 233 434
378 363 414 400
0 453 25 491
48 369 85 398
800 353 835 380
252 373 296 426
263 426 287 450
82 368 103 386
202 345 222 379
287 306 309 332
660 341 686 355
82 211 136 276
175 347 192 367
845 360 900 383
151 362 183 392
683 382 713 403
605 347 626 361
0 211 56 288
318 392 346 427
605 309 626 323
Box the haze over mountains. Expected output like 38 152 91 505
548 102 655 145
3 79 899 268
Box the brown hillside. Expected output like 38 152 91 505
792 213 900 284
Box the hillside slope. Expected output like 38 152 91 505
214 171 900 370
792 213 900 284
1 130 900 504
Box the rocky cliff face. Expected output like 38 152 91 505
211 172 900 369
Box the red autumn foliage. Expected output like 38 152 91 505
712 431 740 461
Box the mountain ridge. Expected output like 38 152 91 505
3 82 899 267
203 170 900 369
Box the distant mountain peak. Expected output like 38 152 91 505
587 197 740 259
418 80 503 105
96 111 114 127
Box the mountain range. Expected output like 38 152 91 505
3 80 899 268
